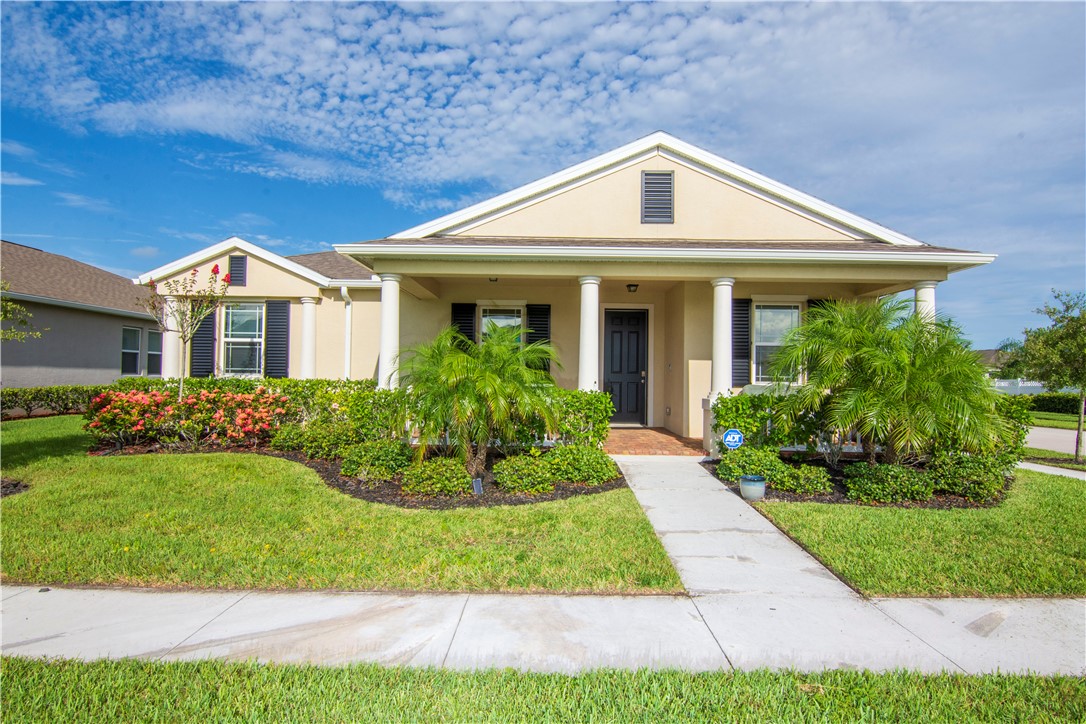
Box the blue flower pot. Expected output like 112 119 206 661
739 475 766 501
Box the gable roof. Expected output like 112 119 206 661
389 131 925 247
135 237 378 288
1 240 152 319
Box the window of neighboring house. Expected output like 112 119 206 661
752 303 801 383
641 171 674 223
146 330 163 376
479 307 524 339
121 327 141 375
222 303 265 375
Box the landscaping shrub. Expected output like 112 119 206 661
1026 392 1082 415
716 446 831 494
297 421 365 460
401 457 472 496
268 423 307 453
544 444 620 485
715 446 793 484
712 394 788 448
84 387 292 448
493 451 556 494
927 451 1008 502
774 463 833 495
843 464 934 504
553 389 615 448
340 440 414 482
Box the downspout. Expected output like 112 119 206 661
339 286 352 380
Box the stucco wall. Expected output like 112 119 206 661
456 154 857 241
1 302 159 387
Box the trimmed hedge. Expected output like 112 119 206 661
493 452 555 495
340 440 414 482
927 451 1008 503
1 385 108 418
545 444 620 486
715 446 832 495
1026 392 1084 415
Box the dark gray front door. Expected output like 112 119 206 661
604 309 648 425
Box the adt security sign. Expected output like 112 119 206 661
722 429 744 450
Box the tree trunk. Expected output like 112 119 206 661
177 338 188 402
1076 392 1085 464
467 444 488 479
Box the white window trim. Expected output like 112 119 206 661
121 326 142 376
219 301 266 377
752 301 805 384
477 303 527 341
146 329 164 378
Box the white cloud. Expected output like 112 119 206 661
1 171 44 186
53 192 115 213
130 245 159 258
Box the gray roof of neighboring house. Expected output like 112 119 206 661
286 251 374 279
1 240 151 316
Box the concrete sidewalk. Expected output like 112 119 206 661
2 456 1083 675
1027 426 1082 456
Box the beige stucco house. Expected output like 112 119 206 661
138 132 995 442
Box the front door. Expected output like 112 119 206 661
604 309 648 425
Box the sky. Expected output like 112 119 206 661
1 1 1083 348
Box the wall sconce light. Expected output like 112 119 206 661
489 277 498 282
626 283 639 293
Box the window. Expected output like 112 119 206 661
121 327 141 375
222 303 264 375
641 171 674 223
479 307 524 339
147 330 163 376
753 304 801 383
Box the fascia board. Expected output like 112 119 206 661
2 290 155 320
389 131 926 247
335 243 996 268
133 237 331 287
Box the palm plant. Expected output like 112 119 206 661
398 323 561 477
771 297 1004 464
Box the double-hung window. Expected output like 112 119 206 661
752 304 801 383
479 306 524 339
121 327 141 375
222 303 265 375
146 330 163 376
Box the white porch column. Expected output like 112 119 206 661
578 275 601 391
915 281 937 319
711 277 735 398
378 274 402 389
160 295 182 378
299 296 318 379
340 286 353 380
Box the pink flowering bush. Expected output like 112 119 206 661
84 387 294 448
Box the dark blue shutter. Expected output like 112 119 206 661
526 304 551 371
264 300 290 378
732 299 751 387
451 303 477 342
228 255 247 287
190 312 216 378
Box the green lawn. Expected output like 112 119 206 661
758 470 1086 597
1023 446 1086 473
1030 411 1082 430
0 416 680 593
3 658 1082 723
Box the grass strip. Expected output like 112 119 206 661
758 470 1086 597
3 657 1083 723
1029 411 1083 430
1023 446 1086 472
0 416 681 593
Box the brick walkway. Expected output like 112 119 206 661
603 427 706 456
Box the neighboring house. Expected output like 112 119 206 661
0 240 160 388
141 132 995 444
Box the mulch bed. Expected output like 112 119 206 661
88 443 628 510
1 478 29 498
700 459 1007 510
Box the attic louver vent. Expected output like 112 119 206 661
641 171 674 224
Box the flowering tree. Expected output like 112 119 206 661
1 277 45 342
140 265 230 400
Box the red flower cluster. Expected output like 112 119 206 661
85 387 294 448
